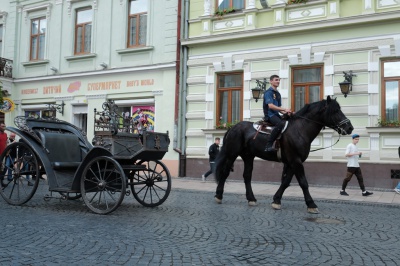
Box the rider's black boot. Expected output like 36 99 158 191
264 127 281 152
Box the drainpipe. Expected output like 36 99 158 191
173 0 182 154
177 0 190 177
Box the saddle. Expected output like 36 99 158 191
253 119 274 135
253 119 289 161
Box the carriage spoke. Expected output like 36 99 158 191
153 183 167 191
105 190 117 201
102 160 108 180
88 191 99 203
89 168 101 183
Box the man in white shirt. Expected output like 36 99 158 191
340 134 373 196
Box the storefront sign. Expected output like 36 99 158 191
88 81 122 91
127 79 154 87
21 88 38 94
43 85 62 94
0 98 16 113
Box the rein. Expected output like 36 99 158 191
291 114 348 152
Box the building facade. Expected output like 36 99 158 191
182 0 400 188
0 0 181 176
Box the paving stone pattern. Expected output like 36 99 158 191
0 181 399 265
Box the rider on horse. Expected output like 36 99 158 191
264 75 293 152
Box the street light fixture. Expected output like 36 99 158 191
339 70 356 98
251 78 269 102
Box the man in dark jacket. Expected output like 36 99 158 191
202 137 220 182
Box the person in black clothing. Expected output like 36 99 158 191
202 137 220 182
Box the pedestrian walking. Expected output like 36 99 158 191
340 134 373 196
395 146 400 194
394 182 400 194
0 123 7 155
202 137 220 182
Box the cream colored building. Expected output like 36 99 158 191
181 0 400 188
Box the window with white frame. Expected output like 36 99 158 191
381 60 400 121
128 0 147 47
75 8 92 55
30 18 47 60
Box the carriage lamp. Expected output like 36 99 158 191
251 78 269 102
45 101 65 115
339 71 356 98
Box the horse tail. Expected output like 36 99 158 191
214 127 234 184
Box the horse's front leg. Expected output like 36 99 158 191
242 155 257 206
272 164 293 210
215 178 226 204
293 163 319 214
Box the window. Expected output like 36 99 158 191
0 24 3 57
216 73 243 125
291 66 323 111
75 8 92 55
30 18 46 60
216 0 245 10
128 0 147 47
381 60 400 121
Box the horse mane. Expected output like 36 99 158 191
291 98 341 121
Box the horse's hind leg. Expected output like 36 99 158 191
272 164 294 210
241 154 257 206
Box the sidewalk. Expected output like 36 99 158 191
172 177 400 205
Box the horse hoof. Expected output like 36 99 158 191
271 203 281 210
248 201 257 206
307 208 319 214
215 197 222 204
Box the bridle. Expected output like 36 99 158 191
291 114 351 152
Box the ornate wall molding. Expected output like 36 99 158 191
21 3 52 22
0 11 8 25
85 93 108 99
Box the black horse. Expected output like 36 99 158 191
214 96 354 213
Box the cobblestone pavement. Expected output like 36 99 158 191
0 180 399 266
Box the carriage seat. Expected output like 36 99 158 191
37 131 82 170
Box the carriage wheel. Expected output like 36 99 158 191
81 156 126 214
130 160 171 207
0 142 40 205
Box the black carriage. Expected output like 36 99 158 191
0 100 171 214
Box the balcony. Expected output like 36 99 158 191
0 57 13 78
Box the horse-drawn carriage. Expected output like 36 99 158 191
0 100 171 214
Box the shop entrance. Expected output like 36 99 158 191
72 105 88 133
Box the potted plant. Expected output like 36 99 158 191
216 117 239 129
377 118 400 127
214 7 236 18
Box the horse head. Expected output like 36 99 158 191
323 96 353 135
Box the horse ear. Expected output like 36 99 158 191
327 95 332 103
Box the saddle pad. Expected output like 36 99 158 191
253 121 289 135
253 124 273 134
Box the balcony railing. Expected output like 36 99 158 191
0 57 13 78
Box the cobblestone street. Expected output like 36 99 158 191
1 180 399 265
